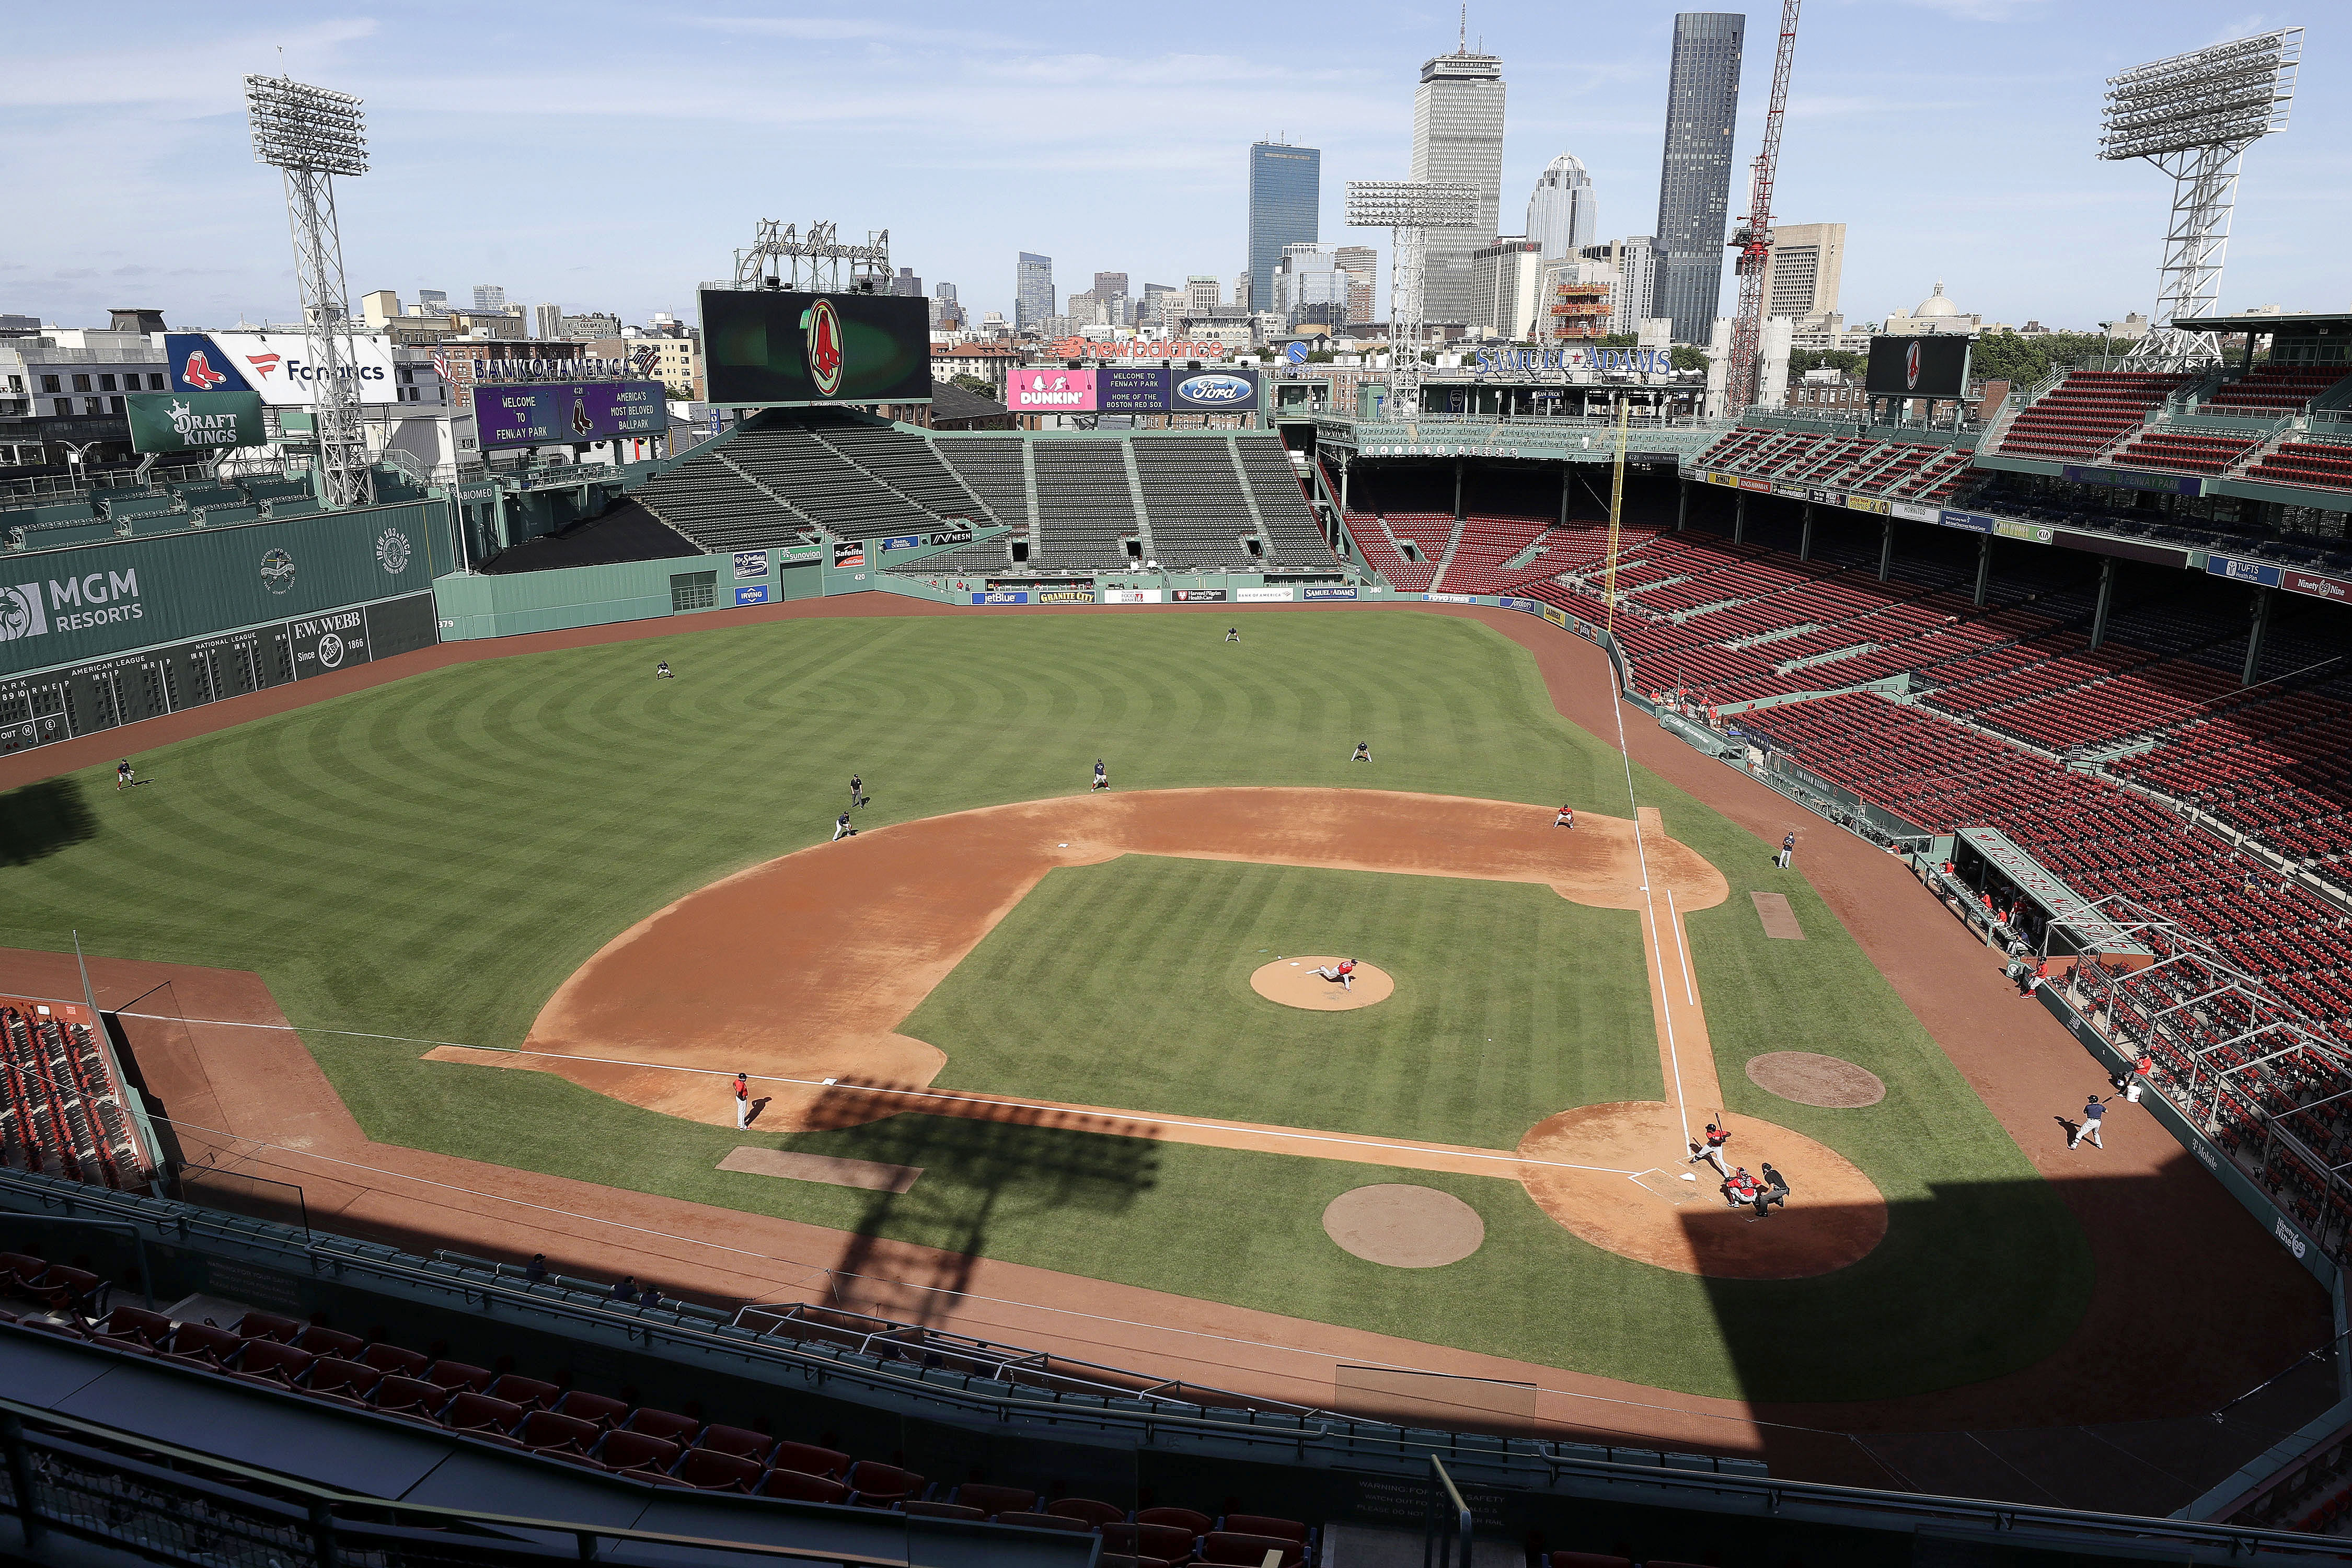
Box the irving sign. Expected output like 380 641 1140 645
125 391 263 454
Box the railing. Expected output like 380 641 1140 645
0 1395 962 1568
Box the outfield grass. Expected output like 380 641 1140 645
0 607 2091 1399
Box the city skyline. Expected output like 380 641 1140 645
7 1 2347 338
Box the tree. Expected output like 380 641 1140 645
1598 332 1639 348
1669 344 1710 373
949 374 995 397
1788 349 1863 377
1967 331 2111 387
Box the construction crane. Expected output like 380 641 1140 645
1725 0 1802 414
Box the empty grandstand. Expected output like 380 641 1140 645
0 999 147 1191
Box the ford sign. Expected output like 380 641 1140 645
1173 371 1259 411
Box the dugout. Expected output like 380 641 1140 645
1953 825 2155 971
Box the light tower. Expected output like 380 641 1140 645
1344 180 1478 418
245 74 373 508
2099 28 2300 367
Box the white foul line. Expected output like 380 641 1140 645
1667 889 1697 1007
1606 682 1692 1148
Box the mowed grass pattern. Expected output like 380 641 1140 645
906 856 1657 1149
0 607 2091 1399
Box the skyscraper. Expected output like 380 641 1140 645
1762 222 1845 320
1185 275 1221 316
472 284 507 313
1015 253 1054 331
1410 45 1506 328
1652 13 1744 344
533 302 560 340
1334 246 1378 325
891 267 924 297
1093 272 1130 298
1248 141 1321 325
1526 154 1597 260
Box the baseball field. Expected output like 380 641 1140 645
0 605 2105 1409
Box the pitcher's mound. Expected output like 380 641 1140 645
1747 1051 1886 1108
1515 1102 1886 1279
1251 958 1393 1011
1322 1184 1484 1267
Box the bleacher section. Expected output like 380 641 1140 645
2247 440 2352 493
2107 428 2260 476
1132 436 1258 569
723 416 948 538
0 1003 146 1190
1993 370 2191 462
631 445 805 552
2204 365 2350 417
0 1284 1324 1550
1030 441 1140 570
1234 440 1336 567
932 437 1029 529
3 469 325 549
1687 426 1980 508
813 421 987 523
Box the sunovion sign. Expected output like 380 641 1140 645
1171 370 1259 412
166 331 397 407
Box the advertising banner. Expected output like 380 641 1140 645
1995 520 2054 544
734 585 770 606
1846 496 1892 515
1169 588 1227 602
832 542 867 568
732 550 769 580
1890 501 1939 522
1098 367 1173 413
1045 338 1230 361
1705 472 1740 487
1737 477 1773 493
2205 554 2282 587
1804 487 1842 506
472 381 666 449
165 331 398 407
2282 569 2351 604
878 535 921 551
1171 368 1260 413
1427 592 1477 604
1772 482 1808 500
699 290 930 406
1101 588 1162 604
1237 585 1295 603
1864 335 1970 400
2062 464 2201 496
1935 510 1996 534
1005 368 1097 413
1037 589 1095 604
1541 605 1569 628
1302 585 1358 600
124 391 264 454
0 508 438 678
972 591 1029 604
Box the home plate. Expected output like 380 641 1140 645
1631 1168 1694 1203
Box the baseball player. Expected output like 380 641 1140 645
732 1073 750 1129
114 759 136 791
832 812 856 841
1092 758 1109 791
1778 832 1797 869
2068 1094 2108 1150
1721 1167 1760 1208
1554 804 1575 828
1687 1119 1732 1177
655 660 673 679
1226 626 1241 643
1309 959 1358 990
1350 741 1372 763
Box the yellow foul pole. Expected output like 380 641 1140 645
1601 398 1630 639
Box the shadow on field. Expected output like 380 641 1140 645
1676 1166 2337 1517
0 777 97 865
798 1078 1161 1327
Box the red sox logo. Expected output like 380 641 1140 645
805 298 844 397
182 350 227 391
1904 340 1922 391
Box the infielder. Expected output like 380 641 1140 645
1092 758 1109 791
732 1073 750 1129
1350 742 1372 763
1554 804 1575 828
832 813 856 841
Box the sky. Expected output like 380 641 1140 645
7 1 2347 336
